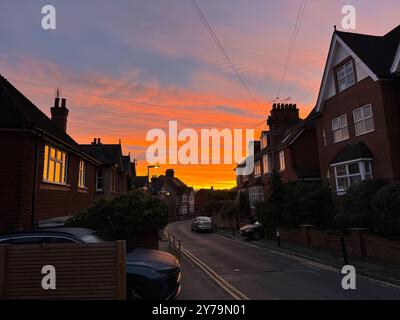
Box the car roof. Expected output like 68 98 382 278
0 227 96 239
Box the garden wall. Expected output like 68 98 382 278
280 226 400 265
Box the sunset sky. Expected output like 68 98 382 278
1 0 399 189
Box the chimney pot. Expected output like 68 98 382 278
54 97 60 108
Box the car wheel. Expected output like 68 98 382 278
252 230 263 240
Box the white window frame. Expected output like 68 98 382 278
95 168 103 192
332 114 349 143
254 161 262 177
279 151 285 172
43 145 68 185
332 159 373 194
353 104 375 136
261 133 268 149
249 186 264 209
322 129 327 146
78 160 86 188
337 60 356 92
262 154 271 175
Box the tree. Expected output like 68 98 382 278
66 190 168 240
256 172 284 238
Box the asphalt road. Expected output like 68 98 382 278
167 220 400 300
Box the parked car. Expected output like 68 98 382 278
240 221 264 240
191 216 214 233
0 227 181 300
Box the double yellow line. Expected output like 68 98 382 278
163 230 250 300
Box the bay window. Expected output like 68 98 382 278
333 160 373 194
249 186 264 209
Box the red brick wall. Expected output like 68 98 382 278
0 131 35 231
362 234 400 265
316 77 395 185
35 140 96 222
0 130 96 232
381 81 400 180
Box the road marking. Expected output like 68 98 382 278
213 232 400 290
163 229 250 301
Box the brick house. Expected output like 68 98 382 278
236 103 320 211
0 75 100 231
314 25 400 195
80 139 129 201
150 169 195 217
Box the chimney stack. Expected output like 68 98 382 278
51 97 69 132
165 169 175 178
268 103 300 133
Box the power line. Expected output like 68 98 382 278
8 77 181 110
294 85 319 104
276 0 307 99
188 0 262 111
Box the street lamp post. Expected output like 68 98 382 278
147 164 159 190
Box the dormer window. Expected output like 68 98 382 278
336 59 356 92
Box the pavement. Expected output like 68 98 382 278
216 227 400 286
162 220 400 300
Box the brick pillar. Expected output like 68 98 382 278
349 228 368 257
299 225 315 246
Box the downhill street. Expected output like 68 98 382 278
167 220 400 300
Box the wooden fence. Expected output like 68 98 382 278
0 241 126 300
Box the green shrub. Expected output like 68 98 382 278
281 182 333 228
256 200 282 238
66 190 168 239
371 182 400 239
298 184 333 228
338 179 388 230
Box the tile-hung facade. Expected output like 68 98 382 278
314 25 400 194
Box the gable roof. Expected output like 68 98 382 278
0 74 99 164
151 175 193 195
391 43 400 73
336 25 400 78
316 25 400 111
132 176 148 189
330 142 373 165
79 144 123 168
122 155 131 174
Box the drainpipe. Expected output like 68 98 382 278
31 130 41 229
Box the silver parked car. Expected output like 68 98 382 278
191 216 214 233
